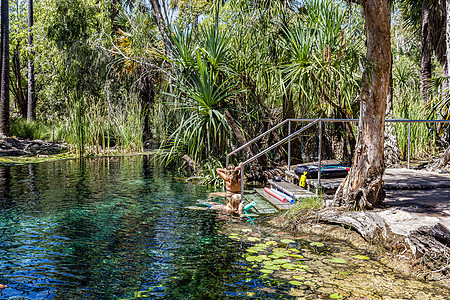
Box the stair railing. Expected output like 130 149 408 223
227 118 450 202
238 119 320 202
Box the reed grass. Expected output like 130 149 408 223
110 96 144 153
64 92 143 157
395 95 437 159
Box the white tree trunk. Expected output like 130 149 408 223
334 0 391 210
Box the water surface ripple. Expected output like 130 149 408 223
0 157 448 299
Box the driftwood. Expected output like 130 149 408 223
317 208 389 243
318 209 450 265
431 223 450 246
406 223 450 269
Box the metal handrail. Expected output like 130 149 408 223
239 119 320 202
227 118 450 202
228 118 450 167
226 119 290 167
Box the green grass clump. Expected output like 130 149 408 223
280 196 323 223
10 118 52 140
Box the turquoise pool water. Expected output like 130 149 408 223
0 156 448 299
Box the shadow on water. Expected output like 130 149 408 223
0 156 448 299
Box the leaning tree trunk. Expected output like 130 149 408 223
0 0 10 137
334 0 391 210
27 0 36 121
421 0 432 104
149 0 172 57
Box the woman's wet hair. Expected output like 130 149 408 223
230 194 242 212
226 165 240 184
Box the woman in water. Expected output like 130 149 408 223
216 162 242 196
202 194 244 215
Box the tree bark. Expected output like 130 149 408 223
438 145 450 166
12 44 27 118
136 65 154 143
421 0 432 104
334 0 391 210
111 0 118 33
148 0 172 56
283 88 301 164
224 109 255 159
0 0 10 137
447 0 450 83
27 0 36 121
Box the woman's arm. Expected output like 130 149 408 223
216 168 227 180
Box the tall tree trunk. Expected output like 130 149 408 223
27 0 36 121
447 0 450 81
334 0 391 210
12 44 26 118
283 89 301 165
111 0 118 33
0 0 10 137
136 65 154 143
148 0 172 57
224 109 255 159
421 1 432 104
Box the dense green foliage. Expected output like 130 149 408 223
3 0 450 175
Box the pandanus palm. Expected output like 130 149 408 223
161 25 239 164
281 0 364 118
281 0 365 160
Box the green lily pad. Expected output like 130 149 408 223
296 264 309 269
293 276 305 280
303 281 315 285
310 242 324 247
289 280 303 286
280 239 296 244
248 237 261 242
246 256 257 262
330 293 343 299
247 246 266 253
264 265 280 270
268 254 278 259
265 241 278 246
290 248 300 253
281 263 297 269
257 255 270 261
273 248 287 252
353 255 370 260
329 257 347 264
263 260 274 266
260 269 274 274
272 258 290 265
228 235 240 239
288 254 304 259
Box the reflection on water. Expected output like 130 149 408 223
0 156 448 299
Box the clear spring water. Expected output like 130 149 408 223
0 156 448 299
